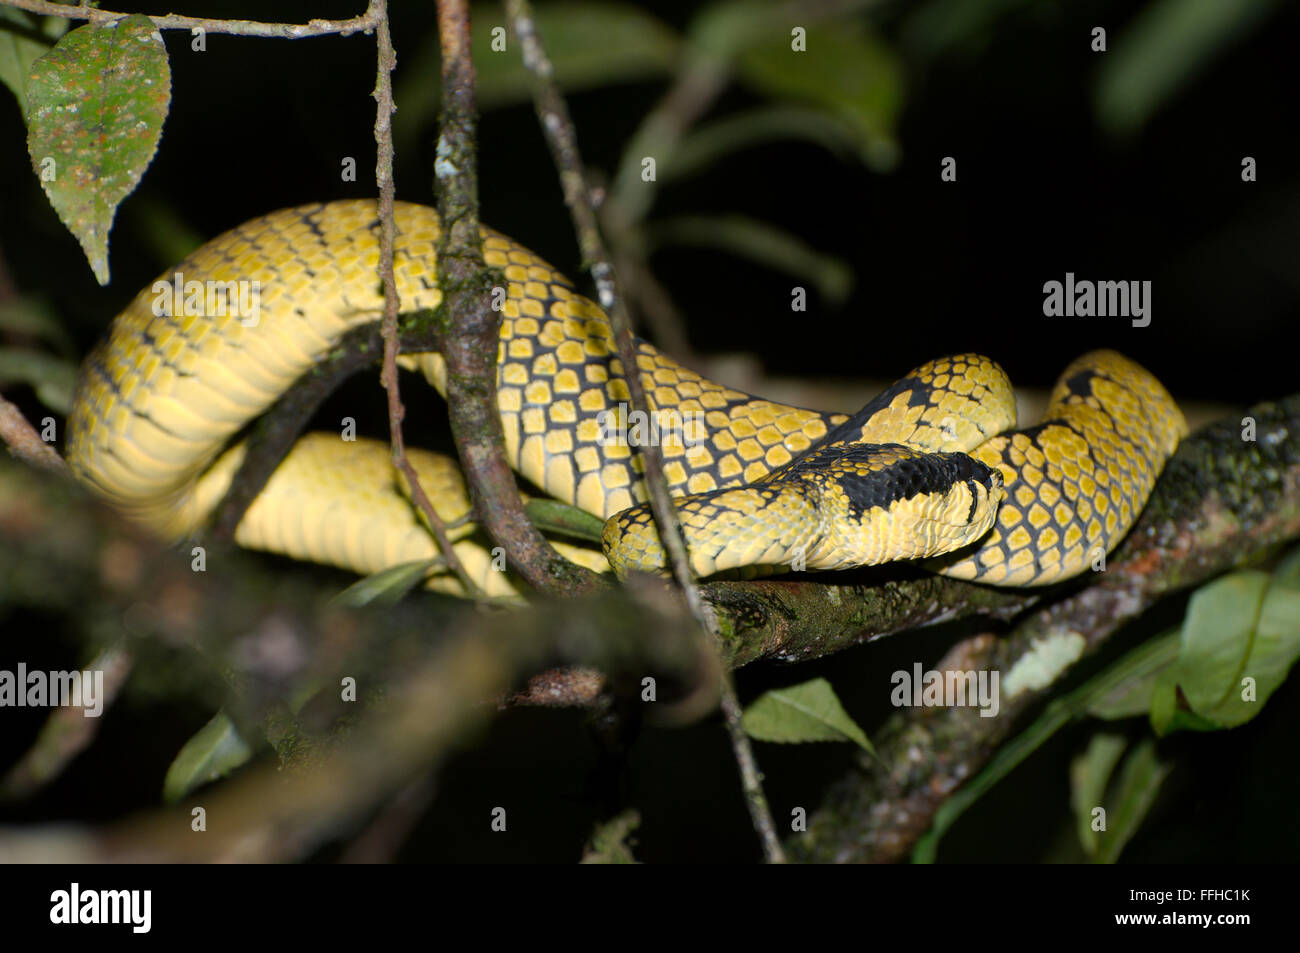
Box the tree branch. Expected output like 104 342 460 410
786 394 1300 862
431 0 604 597
0 0 382 38
369 0 481 597
506 0 783 862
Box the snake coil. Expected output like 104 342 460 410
65 201 1187 597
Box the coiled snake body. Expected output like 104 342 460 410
65 201 1187 597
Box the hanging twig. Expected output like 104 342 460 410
506 0 785 862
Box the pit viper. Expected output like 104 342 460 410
64 200 1187 598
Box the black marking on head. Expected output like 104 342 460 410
965 480 980 524
829 447 996 521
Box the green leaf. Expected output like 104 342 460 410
0 347 78 413
330 558 444 609
742 677 873 753
579 809 641 864
395 2 678 149
525 498 606 543
0 8 67 120
1147 665 1180 736
732 20 902 171
648 215 852 305
1091 738 1171 864
1174 570 1269 717
162 711 253 804
26 14 171 284
1069 733 1128 858
1085 631 1176 720
1173 560 1300 729
1095 0 1280 137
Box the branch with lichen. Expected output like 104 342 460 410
786 394 1300 863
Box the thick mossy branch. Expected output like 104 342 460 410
786 395 1300 863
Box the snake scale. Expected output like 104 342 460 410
65 201 1187 598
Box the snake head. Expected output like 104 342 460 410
798 445 1005 570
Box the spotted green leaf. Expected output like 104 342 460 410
26 14 170 284
742 677 874 754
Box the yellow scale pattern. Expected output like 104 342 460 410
64 200 1187 597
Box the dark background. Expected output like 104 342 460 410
1 0 1298 862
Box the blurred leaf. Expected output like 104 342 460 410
1085 630 1177 720
732 20 902 170
1096 0 1279 136
0 8 68 120
126 193 205 267
331 558 444 608
742 677 874 753
0 295 74 354
579 809 641 864
525 498 606 543
1069 732 1127 858
649 215 852 305
1091 738 1171 864
0 347 77 413
687 0 789 63
162 711 253 804
26 14 171 284
395 2 679 149
668 106 867 180
901 0 1038 61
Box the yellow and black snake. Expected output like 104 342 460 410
64 200 1187 598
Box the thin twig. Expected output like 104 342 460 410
506 0 784 862
0 647 132 802
432 0 605 597
370 0 482 598
0 395 66 472
0 0 381 37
